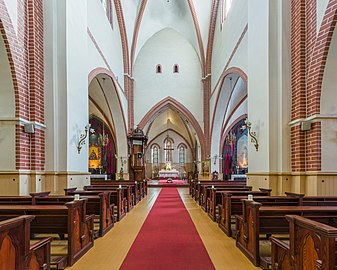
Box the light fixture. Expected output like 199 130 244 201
241 118 259 151
77 124 95 154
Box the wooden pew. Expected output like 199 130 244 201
207 189 272 222
91 179 147 201
0 215 52 270
218 194 302 237
84 185 133 211
200 185 253 210
65 188 126 221
195 181 248 204
0 200 94 269
193 181 247 202
0 191 51 205
31 192 114 238
235 200 337 268
190 180 246 198
271 215 337 270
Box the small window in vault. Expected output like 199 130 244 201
156 64 162 73
173 64 179 73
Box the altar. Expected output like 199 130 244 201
158 169 179 179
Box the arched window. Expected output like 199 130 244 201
221 0 233 29
173 64 179 73
164 137 174 163
152 146 159 165
178 146 186 164
156 64 162 73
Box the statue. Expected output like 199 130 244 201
166 162 171 171
119 166 124 180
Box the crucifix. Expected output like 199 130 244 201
208 154 223 165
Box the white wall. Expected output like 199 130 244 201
44 0 67 172
120 0 139 55
3 0 17 33
44 0 88 172
0 36 15 117
211 0 248 89
87 0 125 90
321 27 337 172
134 1 200 66
210 0 249 149
44 0 129 173
134 28 203 128
247 0 291 173
192 0 212 52
317 0 329 34
210 75 247 172
65 0 89 172
0 31 16 170
146 131 192 166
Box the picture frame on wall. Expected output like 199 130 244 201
201 160 210 176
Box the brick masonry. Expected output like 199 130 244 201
291 0 337 171
0 0 45 171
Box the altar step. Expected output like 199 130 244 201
148 179 189 188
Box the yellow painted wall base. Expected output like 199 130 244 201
0 171 90 195
247 172 337 196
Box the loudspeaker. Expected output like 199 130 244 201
24 123 35 134
301 121 311 131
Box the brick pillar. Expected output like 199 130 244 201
305 0 337 171
290 0 307 171
290 0 317 171
27 0 45 171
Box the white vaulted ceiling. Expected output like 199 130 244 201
120 0 212 68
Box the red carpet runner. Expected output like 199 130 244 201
120 188 215 270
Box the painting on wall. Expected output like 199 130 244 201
201 160 210 176
88 115 116 175
236 135 248 169
222 118 248 180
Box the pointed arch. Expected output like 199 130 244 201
88 67 128 149
130 0 148 68
187 0 206 73
210 67 248 141
307 0 337 115
138 97 206 159
0 0 24 118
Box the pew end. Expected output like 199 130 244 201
270 236 291 270
0 215 52 270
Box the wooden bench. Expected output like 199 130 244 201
0 215 52 270
65 188 126 221
218 194 301 237
235 200 337 268
84 185 133 211
91 179 147 201
207 189 272 222
189 180 246 198
0 191 51 205
32 192 114 238
194 181 247 202
270 215 337 270
199 185 253 210
0 200 94 269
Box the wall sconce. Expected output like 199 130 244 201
207 154 223 165
241 119 259 152
77 124 95 154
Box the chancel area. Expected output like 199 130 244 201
1 0 337 269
